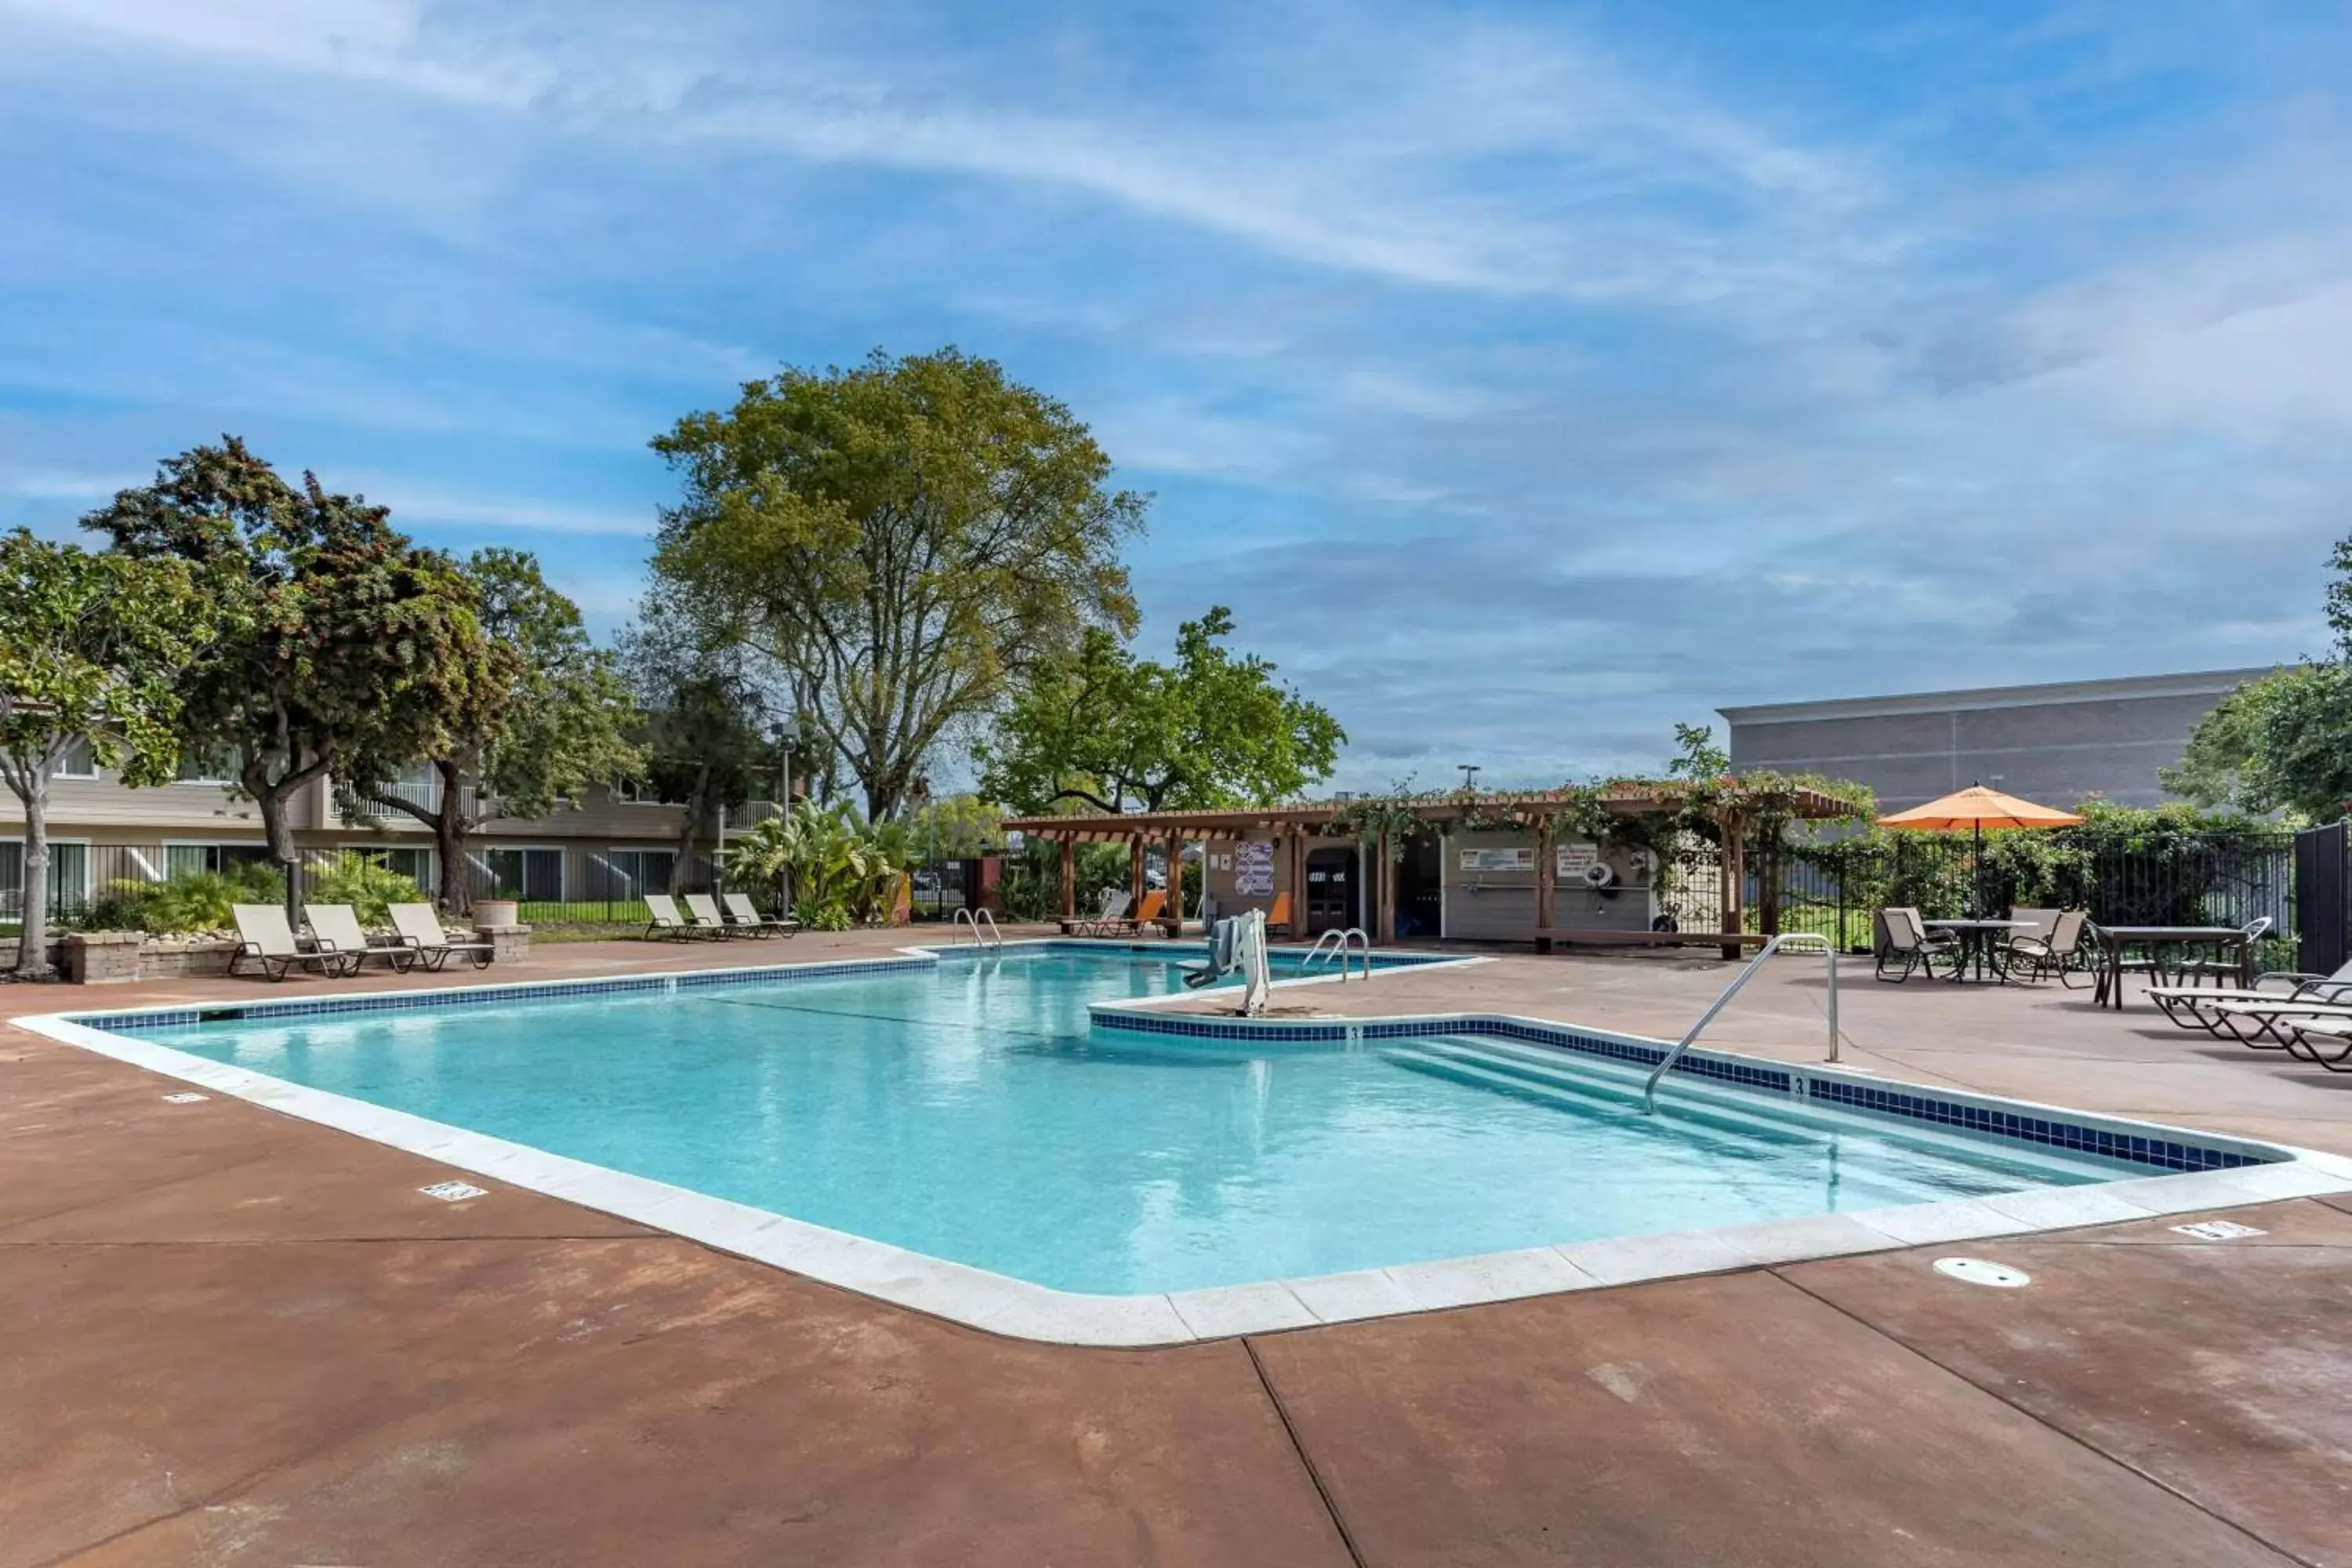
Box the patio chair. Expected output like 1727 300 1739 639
2165 917 2272 989
683 892 749 938
1265 890 1295 938
722 891 798 938
230 903 359 982
388 904 496 971
2005 909 2090 986
305 902 416 974
643 893 715 941
1874 906 1958 983
2086 919 2172 1004
1060 888 1130 937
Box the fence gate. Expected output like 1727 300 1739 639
2295 822 2348 977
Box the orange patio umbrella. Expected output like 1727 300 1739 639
1879 784 2084 916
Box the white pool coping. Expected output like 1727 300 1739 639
16 942 2352 1347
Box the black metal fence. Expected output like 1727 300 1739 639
1762 829 2298 953
2 842 727 931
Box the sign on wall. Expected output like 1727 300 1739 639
1555 842 1599 880
1234 840 1276 897
1457 847 1534 872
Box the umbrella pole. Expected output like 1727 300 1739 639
1973 821 1984 919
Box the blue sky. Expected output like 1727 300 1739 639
4 1 2347 789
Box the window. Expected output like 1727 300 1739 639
598 848 677 895
52 737 97 779
474 847 563 902
176 745 239 784
165 843 274 879
0 840 90 917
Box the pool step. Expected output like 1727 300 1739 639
1378 1043 1633 1118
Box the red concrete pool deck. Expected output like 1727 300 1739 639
5 932 2350 1565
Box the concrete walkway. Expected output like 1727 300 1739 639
5 934 2349 1565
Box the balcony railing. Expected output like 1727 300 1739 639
342 778 481 823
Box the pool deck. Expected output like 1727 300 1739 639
5 929 2350 1565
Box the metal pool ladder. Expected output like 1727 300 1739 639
952 906 1002 949
1641 932 1836 1112
1301 927 1371 982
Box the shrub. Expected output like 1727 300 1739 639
800 902 855 932
308 858 426 924
76 863 286 934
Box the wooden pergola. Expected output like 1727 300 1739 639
1001 783 1857 953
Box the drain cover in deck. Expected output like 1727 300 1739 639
1933 1257 2031 1288
419 1181 490 1202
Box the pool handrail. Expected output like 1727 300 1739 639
1642 932 1835 1112
1301 927 1372 982
952 906 1003 949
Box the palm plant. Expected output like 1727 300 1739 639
731 801 911 927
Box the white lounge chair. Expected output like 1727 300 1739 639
306 902 416 974
2148 956 2352 1036
230 903 358 982
643 893 713 941
388 903 495 971
1061 888 1129 937
683 893 746 938
722 891 797 937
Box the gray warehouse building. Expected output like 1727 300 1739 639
1719 668 2278 812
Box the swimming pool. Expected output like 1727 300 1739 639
78 944 2252 1301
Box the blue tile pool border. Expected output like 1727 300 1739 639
1085 1004 2269 1174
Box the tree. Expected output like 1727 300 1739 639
649 348 1144 818
0 532 211 974
85 438 499 915
977 607 1344 814
347 549 644 913
2159 677 2280 814
620 623 776 892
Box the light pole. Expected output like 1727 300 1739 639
774 724 797 914
1457 764 1481 791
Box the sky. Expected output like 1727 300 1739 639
3 0 2347 790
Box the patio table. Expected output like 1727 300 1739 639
1922 919 2038 983
2089 925 2253 1010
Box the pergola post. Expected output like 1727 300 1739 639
1375 830 1396 944
1128 836 1146 913
1535 817 1555 954
1059 837 1076 920
1165 831 1183 935
1718 810 1745 962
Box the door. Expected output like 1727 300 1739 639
1305 846 1358 936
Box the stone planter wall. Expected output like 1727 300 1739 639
56 927 524 983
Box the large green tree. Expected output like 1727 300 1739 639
977 606 1344 814
620 622 779 892
85 438 499 915
347 549 644 913
649 348 1143 818
0 532 212 974
2167 529 2352 821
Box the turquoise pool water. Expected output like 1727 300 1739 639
129 947 2147 1294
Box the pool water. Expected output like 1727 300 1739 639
134 947 2149 1294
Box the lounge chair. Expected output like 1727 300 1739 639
306 902 416 974
643 893 716 941
2148 957 2352 1030
2005 909 2089 986
1060 888 1130 937
722 891 798 937
683 893 746 938
1874 906 1958 983
230 903 359 982
388 903 495 971
2278 1015 2352 1071
1265 890 1294 938
1094 889 1167 938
